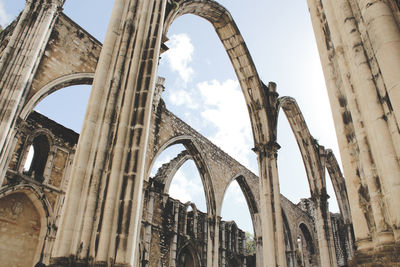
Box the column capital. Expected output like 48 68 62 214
252 141 281 158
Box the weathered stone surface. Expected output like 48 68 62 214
1 0 399 266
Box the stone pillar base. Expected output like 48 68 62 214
348 244 400 267
49 257 132 267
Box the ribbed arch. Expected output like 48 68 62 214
278 96 324 196
147 135 216 215
163 0 275 146
20 73 94 120
278 96 351 218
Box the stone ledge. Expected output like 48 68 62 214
349 244 400 267
49 257 132 267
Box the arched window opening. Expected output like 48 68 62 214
185 204 197 237
23 145 34 172
23 135 50 182
177 246 198 267
297 223 316 267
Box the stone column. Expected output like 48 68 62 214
143 191 155 266
0 0 63 185
220 222 226 267
313 193 338 267
169 201 179 267
50 0 167 266
329 0 400 245
356 0 400 126
255 141 286 267
307 0 394 251
355 0 400 242
43 147 57 184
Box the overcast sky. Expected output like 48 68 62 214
1 0 342 234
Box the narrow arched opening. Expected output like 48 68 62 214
297 223 317 267
176 244 200 267
23 134 50 183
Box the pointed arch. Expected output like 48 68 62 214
163 0 275 146
221 174 259 235
326 150 352 224
176 240 201 267
0 184 54 265
278 96 325 196
20 73 95 120
147 135 216 216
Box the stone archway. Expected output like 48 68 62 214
177 243 201 267
0 192 43 266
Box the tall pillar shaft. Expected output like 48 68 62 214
257 142 286 267
356 0 400 127
0 0 62 185
50 0 167 266
330 0 400 243
307 0 373 250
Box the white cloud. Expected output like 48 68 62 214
169 169 203 204
165 33 194 85
225 181 246 205
197 79 254 169
0 0 11 27
168 89 198 109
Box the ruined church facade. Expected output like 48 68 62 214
0 0 398 266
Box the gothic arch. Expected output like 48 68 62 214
278 96 325 196
147 135 216 216
225 174 259 215
278 96 352 224
0 184 53 265
278 96 339 265
20 72 95 120
152 150 193 194
176 241 201 267
325 150 352 224
221 174 259 234
163 0 275 145
298 222 317 267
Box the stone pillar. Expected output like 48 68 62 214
220 222 226 267
307 0 400 251
355 0 400 242
50 0 167 266
169 201 179 267
0 0 63 185
313 193 338 267
306 0 374 251
327 0 400 245
212 216 220 267
43 147 57 184
356 0 400 126
143 191 155 266
255 141 286 267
